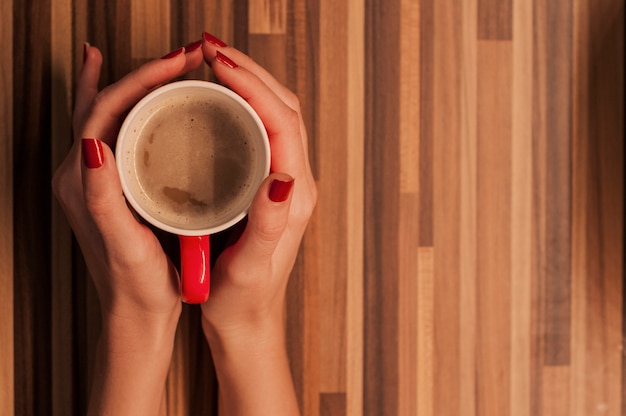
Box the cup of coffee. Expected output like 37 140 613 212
116 80 270 304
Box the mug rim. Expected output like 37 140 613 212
115 79 270 236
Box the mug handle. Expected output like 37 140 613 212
179 235 211 304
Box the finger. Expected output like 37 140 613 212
207 52 309 182
230 173 295 267
80 138 150 249
201 32 298 111
179 39 204 74
73 43 103 135
80 48 192 145
201 36 314 182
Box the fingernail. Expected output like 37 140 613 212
83 42 90 64
269 178 294 203
161 47 184 59
184 39 202 53
203 31 227 47
82 138 104 169
215 51 238 69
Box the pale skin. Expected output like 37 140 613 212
52 33 316 415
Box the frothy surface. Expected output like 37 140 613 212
132 95 257 229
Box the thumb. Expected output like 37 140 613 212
233 173 295 262
80 138 146 245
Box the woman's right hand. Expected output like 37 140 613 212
199 33 317 416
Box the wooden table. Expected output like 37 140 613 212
1 0 623 414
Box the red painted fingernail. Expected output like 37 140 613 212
83 42 89 64
82 138 104 169
184 39 202 53
161 47 184 59
215 51 238 69
203 31 227 47
269 178 294 203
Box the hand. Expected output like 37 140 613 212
199 33 317 415
200 36 317 343
52 40 206 415
54 44 207 317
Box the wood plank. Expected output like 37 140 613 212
541 366 570 416
432 1 463 414
248 35 288 86
0 0 14 414
131 0 171 58
285 1 321 414
459 1 477 414
364 0 401 413
398 4 421 403
287 225 321 416
345 0 364 413
248 0 286 34
399 0 420 194
510 1 533 415
417 247 434 416
419 0 434 247
320 392 346 416
476 39 513 416
167 306 191 415
233 0 250 51
86 0 132 84
397 24 424 414
50 0 75 414
570 0 590 414
319 0 348 394
583 1 624 414
169 0 232 81
13 0 53 413
478 0 513 40
398 194 419 416
533 0 573 368
170 0 233 46
287 0 320 178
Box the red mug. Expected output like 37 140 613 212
116 80 270 304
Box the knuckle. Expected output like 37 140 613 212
83 188 118 219
254 220 286 246
290 185 317 225
51 169 65 200
92 88 108 109
284 93 301 113
283 107 301 134
52 162 80 208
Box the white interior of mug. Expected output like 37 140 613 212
116 80 270 236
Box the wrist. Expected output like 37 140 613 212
100 305 181 355
202 313 286 358
200 313 299 415
88 306 180 416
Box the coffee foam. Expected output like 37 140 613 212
120 90 266 232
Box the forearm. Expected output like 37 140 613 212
88 312 179 416
203 318 300 416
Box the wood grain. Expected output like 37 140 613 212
433 2 463 415
345 0 364 414
3 0 625 415
249 0 286 34
478 0 512 40
476 40 512 416
0 0 14 415
510 2 533 416
533 0 573 367
364 0 401 414
50 0 75 414
458 1 478 414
